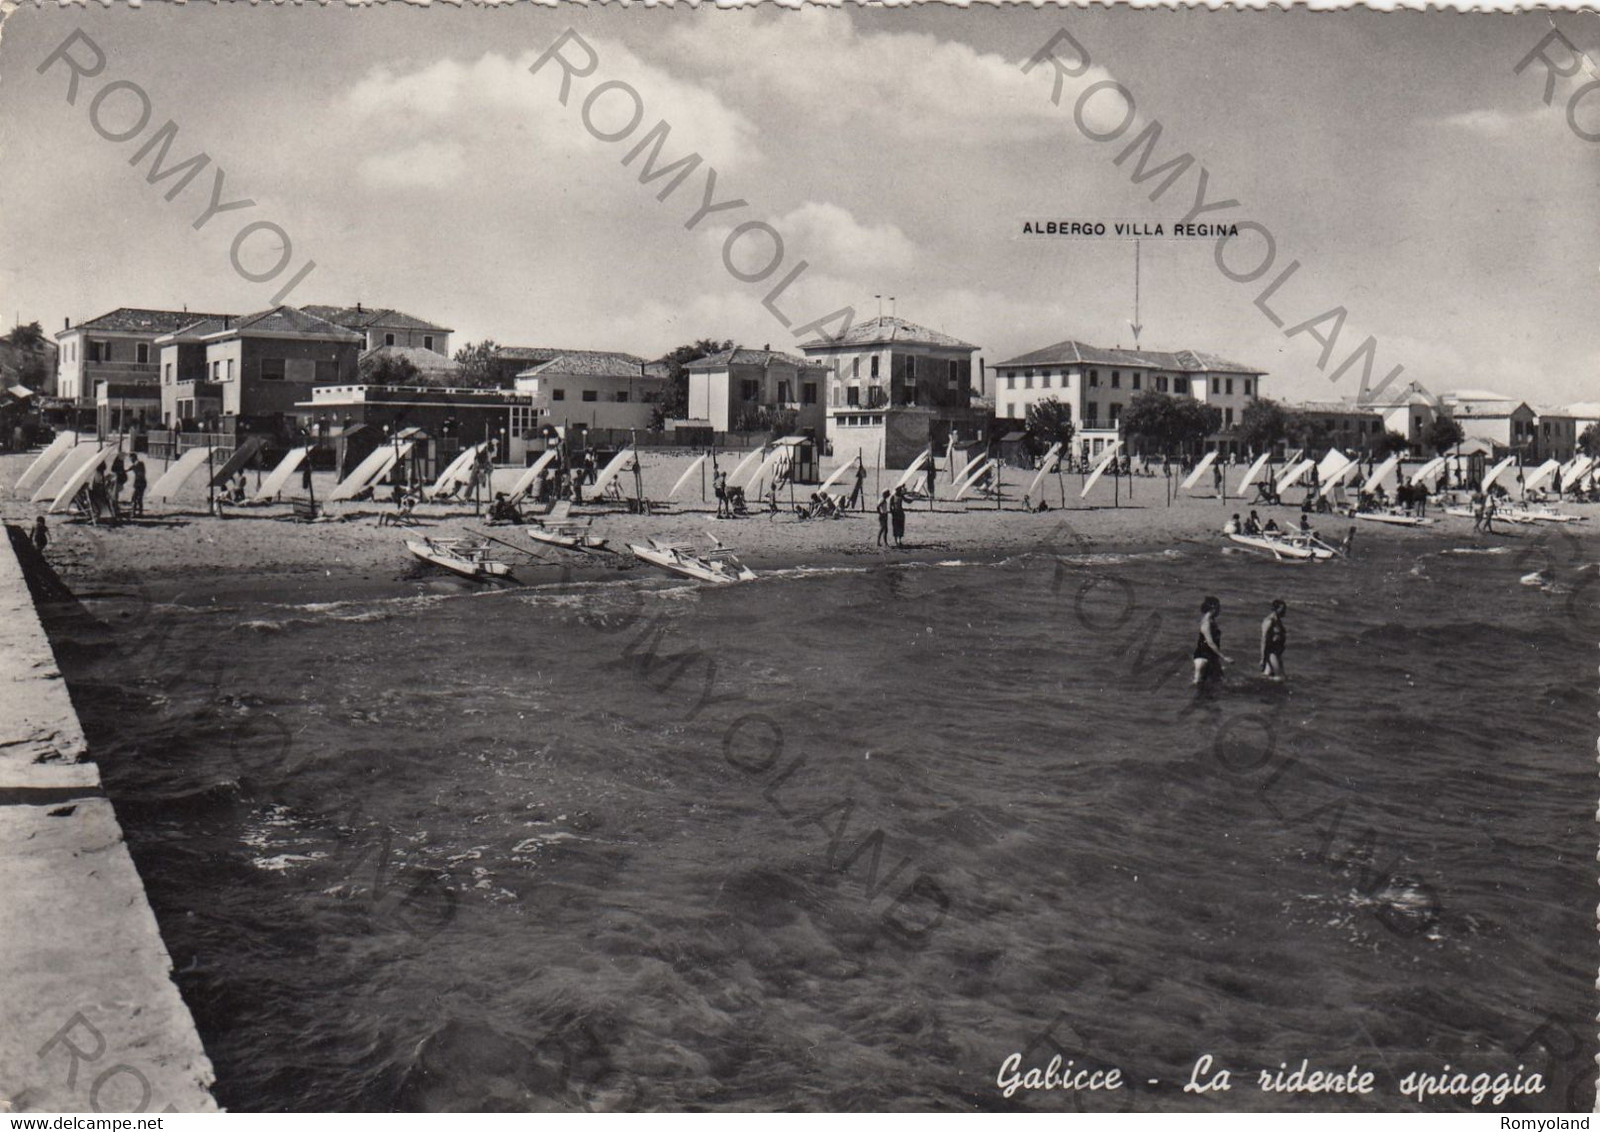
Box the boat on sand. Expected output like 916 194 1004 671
406 537 516 581
629 534 756 584
1356 509 1435 527
527 520 611 553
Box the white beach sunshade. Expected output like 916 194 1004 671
253 447 309 503
31 441 106 503
148 446 215 502
1362 454 1400 494
47 446 118 514
1025 442 1063 500
588 446 636 498
1522 459 1561 493
1480 456 1516 493
668 454 708 500
1408 455 1447 486
506 449 560 501
892 447 932 493
1236 451 1272 496
15 431 78 493
330 440 413 501
1080 440 1123 499
1180 450 1218 492
1274 458 1315 496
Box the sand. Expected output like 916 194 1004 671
3 448 1588 592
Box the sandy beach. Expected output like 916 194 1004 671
4 449 1593 594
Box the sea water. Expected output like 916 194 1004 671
43 535 1596 1111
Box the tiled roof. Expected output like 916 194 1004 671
65 308 234 336
1293 400 1382 416
995 338 1262 375
684 346 823 371
1447 400 1529 418
162 307 364 343
515 349 654 380
301 305 453 333
798 316 977 352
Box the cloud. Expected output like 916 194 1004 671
656 11 1133 145
1434 108 1542 137
336 37 763 196
359 141 468 189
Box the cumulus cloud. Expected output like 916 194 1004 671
656 11 1132 144
359 141 468 189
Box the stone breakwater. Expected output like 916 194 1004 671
0 526 216 1114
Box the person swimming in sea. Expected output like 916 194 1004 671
1260 599 1288 681
1192 595 1231 686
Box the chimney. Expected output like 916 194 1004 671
64 317 70 330
223 316 231 330
356 301 363 314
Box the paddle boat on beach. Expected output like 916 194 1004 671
629 534 756 584
527 519 611 554
405 537 516 581
1355 509 1435 527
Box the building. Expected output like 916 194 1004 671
1356 383 1437 451
990 340 1266 458
1285 401 1387 454
1437 390 1539 458
358 344 462 384
298 383 538 467
799 315 987 468
683 347 828 437
55 307 233 406
512 349 661 432
155 307 362 436
300 304 453 358
1534 406 1579 463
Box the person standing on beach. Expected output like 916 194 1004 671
876 490 891 547
1192 596 1230 686
890 486 907 547
32 515 48 551
848 460 867 511
1260 599 1288 682
111 453 128 507
715 469 729 518
130 455 147 518
925 456 937 502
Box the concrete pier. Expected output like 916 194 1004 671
0 526 217 1113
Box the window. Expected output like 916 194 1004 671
847 386 860 407
1226 378 1234 395
89 341 105 363
1132 373 1141 391
1086 403 1099 424
777 380 792 404
802 383 818 405
1157 376 1169 393
1007 375 1017 390
870 356 880 379
615 391 629 403
1243 379 1253 396
1111 371 1121 389
1109 403 1122 425
385 333 396 347
211 360 220 380
1225 407 1235 427
578 389 597 402
740 379 760 401
1211 378 1220 395
163 364 173 385
136 343 149 364
423 335 434 351
1024 373 1033 390
227 359 235 381
1175 378 1189 395
905 357 916 380
852 358 860 379
949 360 960 390
1089 370 1099 388
259 358 284 381
551 388 565 401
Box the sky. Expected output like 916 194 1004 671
0 3 1596 408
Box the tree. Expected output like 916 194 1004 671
1122 391 1218 455
1236 397 1289 454
1023 397 1075 457
650 338 735 426
6 321 45 352
360 352 420 385
1370 429 1410 459
452 340 503 389
1425 414 1464 456
1580 424 1600 459
732 405 798 436
1285 411 1334 451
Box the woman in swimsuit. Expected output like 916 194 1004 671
1260 599 1288 681
1192 595 1231 686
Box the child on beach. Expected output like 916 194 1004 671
876 491 890 547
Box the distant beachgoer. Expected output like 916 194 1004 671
1245 510 1263 535
1192 596 1230 686
1340 526 1356 555
890 486 906 546
1260 600 1287 682
583 450 598 484
32 516 48 551
231 473 248 504
925 457 937 500
876 490 891 547
130 456 147 517
848 461 867 510
111 454 127 503
571 466 585 506
1263 517 1282 534
1298 514 1314 537
301 456 314 495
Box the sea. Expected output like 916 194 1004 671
38 528 1598 1112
